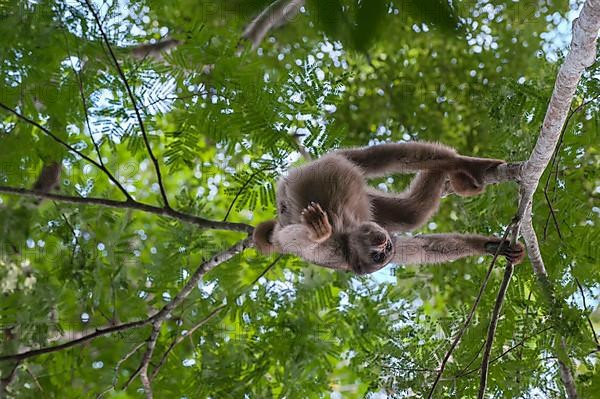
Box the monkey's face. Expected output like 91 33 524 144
347 222 394 274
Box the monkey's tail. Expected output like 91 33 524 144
253 219 277 254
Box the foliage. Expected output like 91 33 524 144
0 0 598 398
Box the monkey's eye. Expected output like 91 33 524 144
385 240 393 252
371 252 386 264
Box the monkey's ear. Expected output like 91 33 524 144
253 219 277 254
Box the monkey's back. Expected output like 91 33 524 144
276 154 371 231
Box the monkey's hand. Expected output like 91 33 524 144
301 202 332 243
484 239 526 264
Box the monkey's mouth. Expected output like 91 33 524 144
370 238 395 265
376 239 394 254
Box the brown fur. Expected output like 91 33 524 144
254 142 524 274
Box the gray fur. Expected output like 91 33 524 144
253 142 525 274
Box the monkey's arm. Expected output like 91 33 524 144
273 224 350 271
254 203 350 270
336 142 503 178
393 234 525 265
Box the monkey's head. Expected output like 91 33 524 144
346 222 394 274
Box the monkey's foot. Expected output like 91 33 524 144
485 240 526 264
301 202 332 243
451 157 505 196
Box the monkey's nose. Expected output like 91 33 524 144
371 233 387 246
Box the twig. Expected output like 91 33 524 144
24 366 43 391
138 323 161 399
457 325 555 378
96 342 145 398
0 185 253 233
84 0 171 209
62 31 134 201
477 259 515 398
149 304 226 381
0 102 124 193
0 318 150 362
0 360 20 395
427 224 513 398
573 276 600 347
223 165 276 221
149 255 280 380
542 189 563 241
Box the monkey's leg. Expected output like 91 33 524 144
393 234 525 265
336 142 504 180
369 170 446 232
337 142 459 177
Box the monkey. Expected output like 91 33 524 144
33 162 61 193
30 162 61 205
253 142 525 275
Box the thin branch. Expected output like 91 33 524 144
0 237 253 364
65 38 134 202
0 185 253 233
84 0 171 208
573 276 600 347
478 261 515 398
457 325 555 378
427 224 513 398
149 237 254 325
0 318 150 362
223 165 276 221
139 323 160 399
0 360 20 395
0 102 119 189
542 189 563 240
149 304 226 381
149 255 281 380
96 342 145 399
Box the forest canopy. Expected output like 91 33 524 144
0 0 599 398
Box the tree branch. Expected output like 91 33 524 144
0 318 150 363
149 304 226 381
84 0 171 208
0 101 125 197
138 323 160 399
240 0 305 49
478 258 515 398
0 185 252 233
427 224 513 398
0 237 253 364
512 1 599 397
96 342 145 398
65 40 134 201
149 255 280 381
